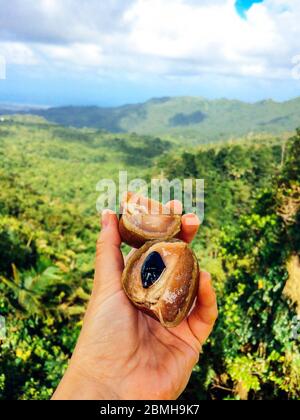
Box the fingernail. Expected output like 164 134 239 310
101 209 111 228
184 213 200 226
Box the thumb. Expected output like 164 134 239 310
93 210 124 299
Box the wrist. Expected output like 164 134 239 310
52 364 118 400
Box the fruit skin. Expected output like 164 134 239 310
119 192 182 248
122 239 199 328
119 215 149 248
119 214 181 249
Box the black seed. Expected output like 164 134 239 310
141 251 166 289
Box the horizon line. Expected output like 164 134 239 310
0 94 300 110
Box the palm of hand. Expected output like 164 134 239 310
75 287 200 400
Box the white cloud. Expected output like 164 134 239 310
0 0 134 43
0 42 38 65
39 44 103 68
0 0 300 81
123 0 296 78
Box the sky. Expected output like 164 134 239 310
235 0 264 18
0 0 300 107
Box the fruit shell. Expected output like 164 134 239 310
122 239 199 328
119 214 181 249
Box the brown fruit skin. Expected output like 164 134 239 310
119 192 181 248
119 214 181 249
119 216 148 249
122 239 199 328
119 215 181 248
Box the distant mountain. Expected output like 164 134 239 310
1 96 300 143
0 103 48 113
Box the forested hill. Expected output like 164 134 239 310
1 96 299 144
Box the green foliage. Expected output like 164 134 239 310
105 134 172 165
163 141 282 234
185 132 300 400
0 217 38 276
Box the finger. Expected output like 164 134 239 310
187 272 218 348
94 210 124 297
165 200 183 215
178 213 200 243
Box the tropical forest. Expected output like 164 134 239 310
0 105 299 399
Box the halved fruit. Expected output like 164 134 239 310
122 239 199 328
119 192 181 248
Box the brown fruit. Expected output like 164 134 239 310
119 192 181 248
122 239 199 328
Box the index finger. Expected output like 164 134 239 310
165 201 200 243
179 213 200 243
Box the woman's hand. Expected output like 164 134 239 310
52 204 218 400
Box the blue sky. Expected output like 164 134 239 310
235 0 264 18
0 0 300 107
